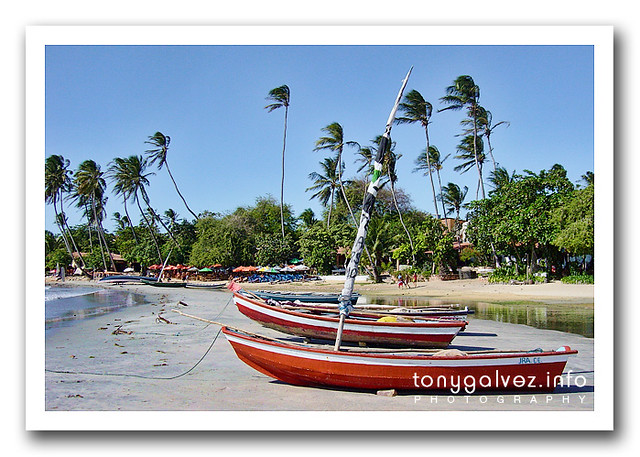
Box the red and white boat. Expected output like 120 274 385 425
222 326 578 392
233 292 467 348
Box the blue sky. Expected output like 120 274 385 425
45 44 594 232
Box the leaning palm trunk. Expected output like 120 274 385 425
135 196 163 263
165 161 199 221
59 192 86 268
140 187 182 250
424 128 440 219
53 202 73 262
471 109 486 200
123 199 138 243
390 180 416 264
435 167 447 221
90 197 108 271
279 105 289 240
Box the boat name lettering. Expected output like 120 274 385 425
519 357 542 364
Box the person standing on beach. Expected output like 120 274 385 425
398 274 404 289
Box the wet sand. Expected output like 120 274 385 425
43 281 594 421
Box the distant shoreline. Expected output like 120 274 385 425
45 275 594 305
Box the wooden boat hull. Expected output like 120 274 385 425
233 293 467 348
141 279 187 288
253 290 359 305
185 282 225 289
282 302 473 318
222 326 577 392
98 275 157 283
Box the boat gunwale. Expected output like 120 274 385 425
235 293 468 329
221 326 578 361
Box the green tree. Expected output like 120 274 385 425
265 84 291 240
440 182 468 225
45 155 86 271
396 89 440 218
145 131 199 220
474 107 509 173
307 156 342 228
107 155 163 263
297 225 337 275
255 234 295 266
314 122 360 226
189 215 253 267
73 160 116 271
298 208 317 227
440 75 486 199
552 183 594 258
466 165 574 274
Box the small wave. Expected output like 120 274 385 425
45 287 100 302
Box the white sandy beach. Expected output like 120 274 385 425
42 279 594 419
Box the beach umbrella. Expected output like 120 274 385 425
188 266 199 272
199 267 213 273
293 264 309 271
213 264 222 268
123 267 134 272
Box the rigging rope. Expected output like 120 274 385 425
45 295 232 381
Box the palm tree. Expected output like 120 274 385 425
469 107 509 173
145 132 199 221
265 84 290 240
581 171 594 187
453 135 486 200
314 122 360 227
441 182 468 223
414 145 450 219
164 208 179 230
396 89 440 219
306 157 341 228
369 136 416 264
440 76 486 199
45 155 85 270
107 155 163 263
73 160 116 271
488 166 516 192
299 208 317 227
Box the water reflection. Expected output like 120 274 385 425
364 296 594 338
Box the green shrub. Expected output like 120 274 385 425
561 274 594 284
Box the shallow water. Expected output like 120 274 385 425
365 296 594 338
45 284 149 334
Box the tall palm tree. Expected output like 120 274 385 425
368 136 416 264
314 122 360 227
265 84 290 240
107 155 163 263
107 157 139 243
145 131 199 221
45 155 85 270
396 89 440 219
429 146 450 219
468 106 510 173
73 160 116 271
440 76 486 199
306 157 341 228
453 135 486 200
414 145 450 219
